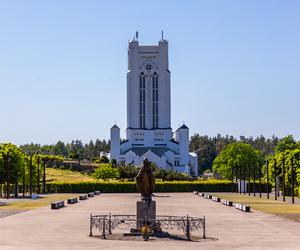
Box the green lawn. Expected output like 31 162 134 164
215 193 300 222
0 193 79 211
46 167 95 183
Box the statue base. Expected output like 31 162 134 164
136 200 156 229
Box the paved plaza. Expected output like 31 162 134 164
0 193 299 250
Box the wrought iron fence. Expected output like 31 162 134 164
89 214 206 240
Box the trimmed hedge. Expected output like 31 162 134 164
46 180 236 193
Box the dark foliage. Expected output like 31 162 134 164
190 134 279 174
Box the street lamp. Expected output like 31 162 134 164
253 162 256 197
259 162 262 198
25 150 34 197
274 158 277 200
291 156 295 204
42 157 46 194
231 164 234 193
37 155 41 194
282 156 286 202
266 158 269 199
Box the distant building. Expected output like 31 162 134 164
110 33 198 176
99 151 110 159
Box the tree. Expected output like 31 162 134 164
52 141 68 157
93 164 119 180
100 155 109 163
190 133 278 174
212 142 262 180
118 165 138 180
189 134 218 173
0 143 25 198
275 135 297 153
268 148 300 195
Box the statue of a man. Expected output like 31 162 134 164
135 158 155 202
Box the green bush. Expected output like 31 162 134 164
46 180 239 193
118 165 139 180
93 164 119 180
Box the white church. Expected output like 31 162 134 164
110 33 198 177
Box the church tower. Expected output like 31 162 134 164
110 33 198 176
127 34 170 130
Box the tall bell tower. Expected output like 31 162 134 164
126 33 171 130
110 32 199 177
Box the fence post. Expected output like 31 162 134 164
102 217 106 239
203 216 206 239
108 213 112 234
89 214 93 236
186 215 190 240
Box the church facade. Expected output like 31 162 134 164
110 34 198 176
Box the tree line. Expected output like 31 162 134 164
18 134 291 173
20 139 110 160
211 135 300 198
190 134 279 173
0 143 63 198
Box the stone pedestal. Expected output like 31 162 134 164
136 200 156 229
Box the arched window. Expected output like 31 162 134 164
152 72 159 128
139 73 146 128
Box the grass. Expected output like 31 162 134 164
215 193 300 222
0 193 78 211
46 167 95 183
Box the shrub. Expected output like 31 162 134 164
100 156 109 163
118 165 139 180
46 180 241 193
93 164 119 180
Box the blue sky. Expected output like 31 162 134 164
0 1 299 145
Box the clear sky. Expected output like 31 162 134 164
0 1 299 145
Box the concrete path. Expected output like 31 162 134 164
0 193 299 250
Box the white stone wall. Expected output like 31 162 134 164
126 128 173 147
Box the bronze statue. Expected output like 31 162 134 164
135 158 155 202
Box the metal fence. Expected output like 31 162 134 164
89 214 206 240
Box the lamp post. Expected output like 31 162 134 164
231 165 234 193
235 165 238 193
282 157 286 202
259 163 262 198
291 157 295 204
253 162 256 197
42 158 46 194
248 164 251 196
239 165 242 195
266 158 269 199
22 162 26 197
3 152 11 199
29 153 33 197
243 165 246 195
37 156 40 194
274 158 277 200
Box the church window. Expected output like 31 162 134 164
152 73 159 128
146 64 152 70
139 74 146 128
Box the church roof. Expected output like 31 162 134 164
111 124 119 129
176 124 189 131
179 124 189 129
